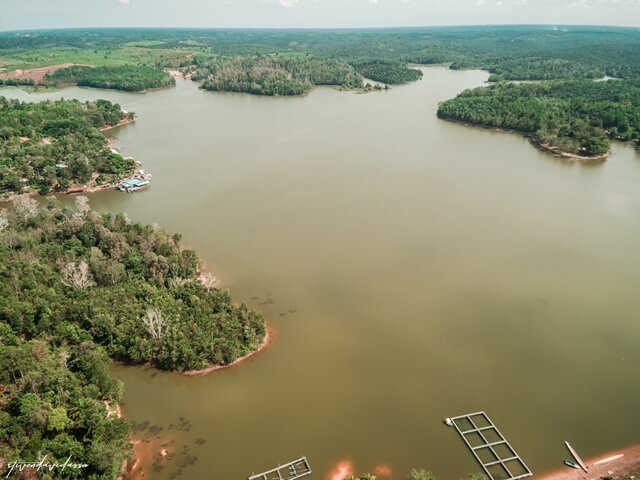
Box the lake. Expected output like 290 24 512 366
2 67 639 480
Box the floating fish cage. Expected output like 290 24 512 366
446 411 532 480
248 456 312 480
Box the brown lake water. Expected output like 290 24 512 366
2 67 640 480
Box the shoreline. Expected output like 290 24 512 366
535 142 609 162
0 175 123 201
439 116 612 161
100 116 135 132
181 324 272 376
167 69 192 80
537 444 640 480
0 117 137 202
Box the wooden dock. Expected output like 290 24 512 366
565 442 589 473
448 411 532 480
248 456 312 480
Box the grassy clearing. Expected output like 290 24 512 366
0 46 197 71
123 40 168 47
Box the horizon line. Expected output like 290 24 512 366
1 22 639 34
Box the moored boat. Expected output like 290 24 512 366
564 460 580 469
116 178 151 193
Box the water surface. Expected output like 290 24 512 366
3 68 639 479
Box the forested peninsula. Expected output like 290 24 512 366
437 78 640 158
0 97 135 196
191 55 363 96
45 65 175 92
351 59 423 85
0 196 266 478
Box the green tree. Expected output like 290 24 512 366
408 469 437 480
47 407 69 432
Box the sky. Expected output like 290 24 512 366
1 0 640 31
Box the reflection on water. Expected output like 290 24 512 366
3 67 640 479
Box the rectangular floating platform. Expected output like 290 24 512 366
448 411 532 480
248 456 312 480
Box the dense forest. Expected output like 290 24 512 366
45 65 175 92
0 196 265 477
437 78 640 157
486 58 605 82
2 26 639 82
351 60 422 84
192 55 363 95
0 79 35 87
0 325 130 479
0 196 265 371
0 97 135 195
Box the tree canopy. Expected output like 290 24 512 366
46 65 175 92
192 54 363 96
0 331 130 480
3 25 639 82
351 60 423 85
437 78 640 157
0 196 265 477
0 97 136 195
0 196 266 372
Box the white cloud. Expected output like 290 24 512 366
595 0 640 4
6 0 640 30
262 0 300 7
